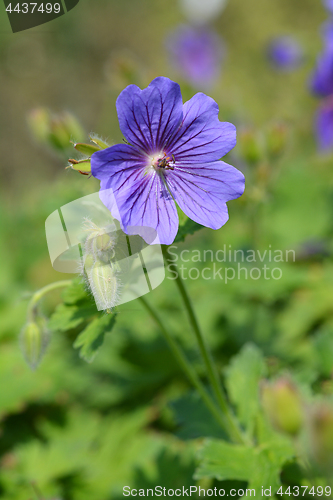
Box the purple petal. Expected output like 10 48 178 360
92 144 179 244
166 161 245 229
110 173 179 245
91 143 146 182
315 98 333 152
167 92 236 163
310 48 333 97
116 77 183 153
91 143 147 218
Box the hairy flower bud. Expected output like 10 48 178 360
261 378 303 436
84 220 118 263
85 258 120 311
82 219 120 311
20 319 50 371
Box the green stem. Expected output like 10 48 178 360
27 280 73 320
138 296 232 434
162 247 245 444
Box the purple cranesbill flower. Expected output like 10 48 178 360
315 97 333 151
310 47 333 97
166 26 224 89
91 77 244 245
267 37 303 71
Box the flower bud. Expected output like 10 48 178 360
82 219 121 311
86 259 120 311
60 111 85 144
20 319 50 371
89 134 110 150
49 118 72 151
84 220 117 263
49 112 85 152
261 378 303 435
309 403 333 470
27 108 85 154
74 142 100 156
27 108 51 143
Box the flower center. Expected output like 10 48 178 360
150 152 175 172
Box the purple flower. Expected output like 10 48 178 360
267 37 303 71
166 26 224 89
310 47 333 97
315 97 333 151
91 77 244 245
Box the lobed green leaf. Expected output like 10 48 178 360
225 343 266 435
48 303 97 332
73 313 117 362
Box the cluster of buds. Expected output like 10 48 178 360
27 108 85 154
82 220 121 312
67 134 110 176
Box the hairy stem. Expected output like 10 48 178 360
162 246 245 444
27 280 73 321
139 296 234 435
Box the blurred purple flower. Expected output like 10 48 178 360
91 77 244 244
323 0 333 14
267 37 303 71
166 26 224 89
315 97 333 151
310 47 333 97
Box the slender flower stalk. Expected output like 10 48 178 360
26 280 73 320
139 296 245 444
22 280 72 370
162 246 245 444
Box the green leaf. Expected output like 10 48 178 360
195 435 294 497
174 214 204 243
48 303 97 332
195 440 254 482
313 327 333 377
73 313 117 362
61 278 90 305
170 391 227 440
74 142 100 156
225 343 266 434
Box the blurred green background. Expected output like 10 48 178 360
1 0 333 498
